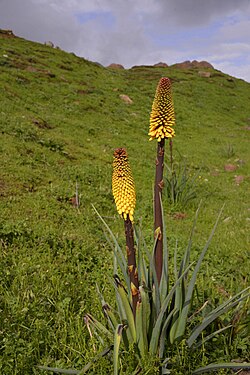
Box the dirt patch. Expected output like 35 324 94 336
235 175 244 185
76 89 90 95
172 212 187 220
224 164 237 172
32 118 53 129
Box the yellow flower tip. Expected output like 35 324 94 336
149 77 176 141
112 148 136 221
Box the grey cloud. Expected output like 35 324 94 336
0 0 249 81
0 0 81 51
155 0 250 27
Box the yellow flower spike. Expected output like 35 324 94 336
149 77 175 141
112 148 136 222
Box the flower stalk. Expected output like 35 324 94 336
154 138 165 284
149 77 175 284
112 148 139 319
124 217 139 319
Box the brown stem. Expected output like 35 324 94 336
124 217 139 320
154 139 165 285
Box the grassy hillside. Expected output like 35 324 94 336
0 31 249 374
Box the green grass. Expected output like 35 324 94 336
0 32 249 374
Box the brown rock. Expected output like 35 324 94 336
154 62 168 67
235 175 244 185
224 164 237 172
0 29 15 38
173 60 193 69
69 196 79 208
198 71 211 78
119 94 133 104
173 60 213 70
26 66 39 73
193 60 214 68
107 63 124 69
44 41 54 47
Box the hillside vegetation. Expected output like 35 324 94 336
0 31 249 374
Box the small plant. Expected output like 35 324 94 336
164 161 200 209
222 143 236 159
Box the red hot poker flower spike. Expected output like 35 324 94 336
112 148 136 222
149 77 175 141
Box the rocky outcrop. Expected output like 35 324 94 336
172 60 213 69
0 29 15 38
154 62 168 68
198 71 211 78
107 63 125 69
119 94 133 104
44 41 54 47
197 60 213 68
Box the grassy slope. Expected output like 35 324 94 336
0 33 249 374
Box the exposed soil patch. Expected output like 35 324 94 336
172 212 187 220
224 164 237 172
235 175 244 185
32 118 53 129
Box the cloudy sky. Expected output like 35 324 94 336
1 0 250 82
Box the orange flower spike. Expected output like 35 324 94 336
149 77 175 141
112 148 136 222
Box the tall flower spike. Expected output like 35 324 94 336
112 148 136 222
149 77 175 141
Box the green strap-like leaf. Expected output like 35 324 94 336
159 308 175 358
149 264 193 355
92 205 130 290
180 201 202 277
84 313 113 340
136 285 150 357
96 284 117 332
114 277 136 342
134 224 147 286
135 300 144 357
159 193 169 303
193 362 250 374
187 288 250 347
191 325 233 350
172 206 224 342
37 346 113 374
114 324 125 375
144 235 161 315
169 242 184 344
37 367 80 374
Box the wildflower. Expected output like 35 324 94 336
149 77 175 141
112 148 136 222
